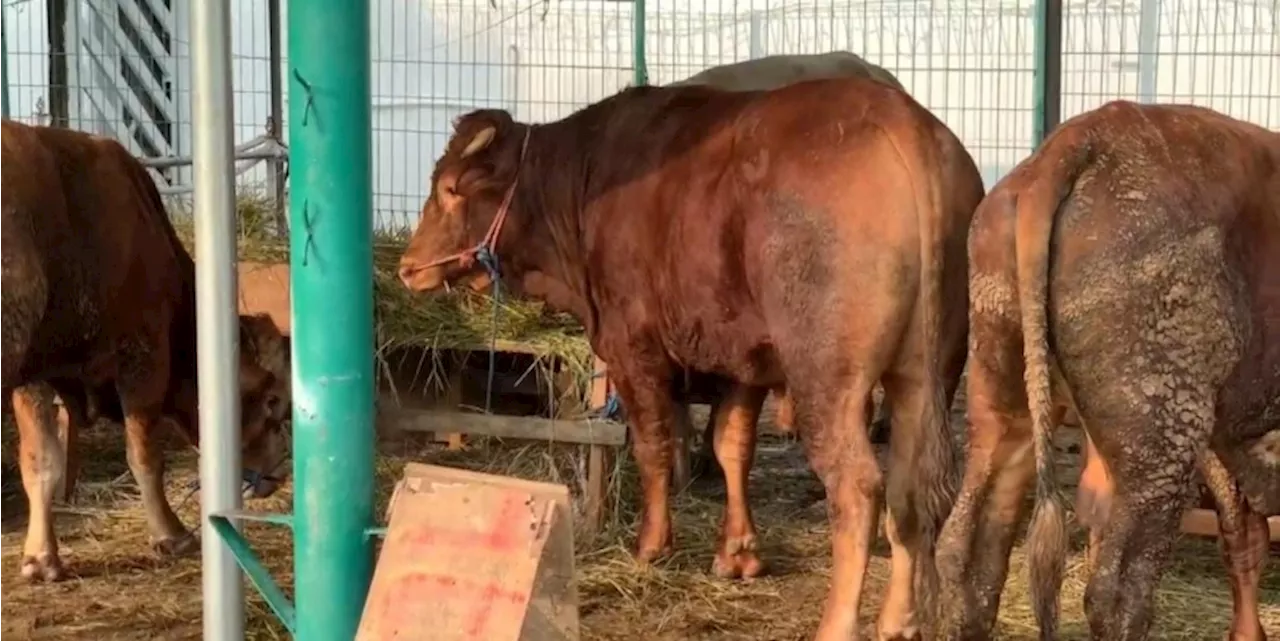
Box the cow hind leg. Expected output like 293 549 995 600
935 351 1064 639
795 378 882 641
691 395 722 482
15 384 68 582
710 384 768 579
877 368 957 640
1082 407 1209 641
117 337 195 557
1199 451 1270 641
611 368 681 563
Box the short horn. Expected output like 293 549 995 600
460 126 497 158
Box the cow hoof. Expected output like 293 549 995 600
20 554 65 582
877 622 920 641
154 533 199 557
634 544 672 565
711 549 765 579
877 631 919 641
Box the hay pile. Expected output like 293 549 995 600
3 408 1276 641
166 191 596 413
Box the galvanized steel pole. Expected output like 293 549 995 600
288 0 376 637
190 0 245 634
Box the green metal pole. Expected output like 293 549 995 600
287 0 375 636
633 0 648 86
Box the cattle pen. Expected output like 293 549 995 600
2 0 1279 640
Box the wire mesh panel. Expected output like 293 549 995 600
3 0 1275 231
642 0 1039 191
368 0 636 231
0 0 280 200
1061 0 1278 127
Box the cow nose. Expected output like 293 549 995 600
397 261 419 287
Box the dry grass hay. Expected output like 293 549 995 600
166 192 596 416
3 401 1276 641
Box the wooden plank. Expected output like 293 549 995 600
1179 508 1280 543
583 357 616 537
379 407 625 447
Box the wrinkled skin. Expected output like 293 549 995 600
2 120 294 582
397 76 981 640
934 101 1278 641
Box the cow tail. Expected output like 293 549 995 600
1015 140 1091 640
908 123 960 624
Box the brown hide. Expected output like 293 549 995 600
670 50 905 93
399 77 983 640
936 101 1279 641
1 120 292 582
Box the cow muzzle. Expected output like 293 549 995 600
397 260 448 292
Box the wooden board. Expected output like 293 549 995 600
1179 508 1280 542
358 463 579 641
380 407 625 446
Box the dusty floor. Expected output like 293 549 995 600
2 405 1277 641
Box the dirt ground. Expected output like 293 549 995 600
3 401 1277 641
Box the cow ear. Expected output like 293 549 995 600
460 126 497 159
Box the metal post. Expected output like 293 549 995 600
1 10 10 119
190 0 244 635
1136 0 1160 103
267 0 286 236
288 0 375 636
632 0 647 85
748 12 763 60
1032 0 1063 147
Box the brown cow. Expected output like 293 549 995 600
934 101 1278 641
669 52 906 486
397 76 982 639
1 120 294 582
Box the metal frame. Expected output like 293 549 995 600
1033 0 1064 146
192 0 374 638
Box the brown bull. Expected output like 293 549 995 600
397 77 982 639
668 51 906 486
934 101 1278 641
1 120 294 582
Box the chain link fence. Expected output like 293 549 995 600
2 0 1276 233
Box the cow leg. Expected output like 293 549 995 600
611 369 679 562
710 383 768 579
797 379 881 641
1199 450 1269 641
117 336 195 556
671 399 694 492
1081 413 1207 641
691 395 723 481
935 353 1056 639
15 384 68 582
773 386 796 434
1076 431 1113 577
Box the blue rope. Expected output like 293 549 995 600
588 369 623 420
476 245 503 414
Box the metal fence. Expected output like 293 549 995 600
2 0 1276 233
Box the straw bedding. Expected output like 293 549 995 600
3 401 1275 641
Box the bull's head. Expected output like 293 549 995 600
398 109 529 293
166 313 292 499
232 313 293 498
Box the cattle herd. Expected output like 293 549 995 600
2 50 1276 641
395 52 1278 641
